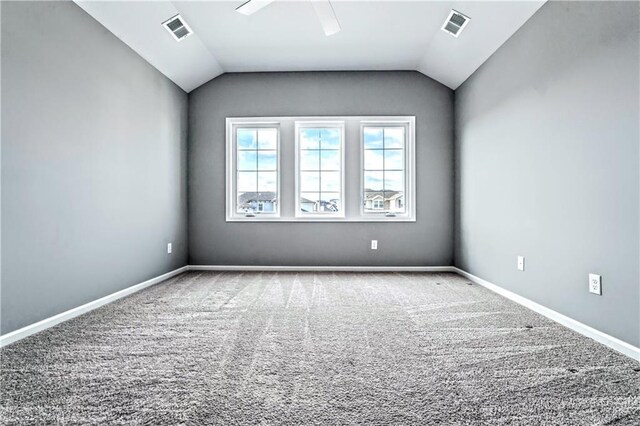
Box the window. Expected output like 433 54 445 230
227 122 280 219
362 124 409 217
295 122 345 218
226 116 414 222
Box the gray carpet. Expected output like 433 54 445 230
1 271 638 425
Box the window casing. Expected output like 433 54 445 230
226 116 415 222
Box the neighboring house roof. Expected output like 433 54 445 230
387 193 403 200
300 197 339 212
300 197 340 204
238 192 277 204
364 190 402 201
240 191 399 204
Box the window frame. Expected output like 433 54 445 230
360 118 416 221
294 121 346 220
226 119 281 221
226 116 415 222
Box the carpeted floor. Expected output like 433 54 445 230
1 271 638 425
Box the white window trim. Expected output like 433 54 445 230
226 119 281 221
226 116 416 222
295 121 346 220
360 118 416 221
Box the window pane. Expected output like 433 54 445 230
300 172 320 192
234 126 279 216
298 125 342 216
257 151 277 171
237 193 254 214
364 149 384 170
237 172 257 192
384 149 404 170
300 129 320 149
320 193 341 212
258 129 277 149
362 125 409 216
300 150 319 170
364 192 385 212
298 193 341 213
364 171 384 191
385 171 404 192
258 200 277 213
237 129 257 149
364 128 384 149
237 151 257 171
320 150 340 170
257 172 277 192
237 192 277 214
320 129 341 149
386 191 405 213
320 171 340 192
300 193 319 212
384 128 404 148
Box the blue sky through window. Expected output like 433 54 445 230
299 127 342 213
236 128 278 214
363 126 405 213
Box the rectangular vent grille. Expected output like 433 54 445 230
162 14 192 42
442 10 470 37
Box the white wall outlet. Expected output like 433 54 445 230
167 243 172 254
371 240 378 250
517 256 525 271
589 273 601 295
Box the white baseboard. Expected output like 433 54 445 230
2 264 638 362
189 265 456 272
0 265 189 348
452 267 640 362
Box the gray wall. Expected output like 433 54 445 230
1 1 189 334
189 72 454 266
455 1 639 346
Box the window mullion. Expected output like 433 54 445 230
318 130 322 211
255 130 258 199
382 128 386 213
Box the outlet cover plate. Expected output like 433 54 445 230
589 273 601 295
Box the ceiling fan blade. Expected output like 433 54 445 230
311 0 341 36
236 0 276 16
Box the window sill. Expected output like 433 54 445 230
226 216 416 223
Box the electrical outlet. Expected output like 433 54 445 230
589 273 601 295
371 240 378 250
517 256 525 271
167 243 172 254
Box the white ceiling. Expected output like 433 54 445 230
75 0 546 93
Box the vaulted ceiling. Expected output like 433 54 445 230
75 1 546 93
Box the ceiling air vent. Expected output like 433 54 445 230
442 10 470 37
162 14 192 42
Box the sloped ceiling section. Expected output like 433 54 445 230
75 1 545 93
75 1 224 92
